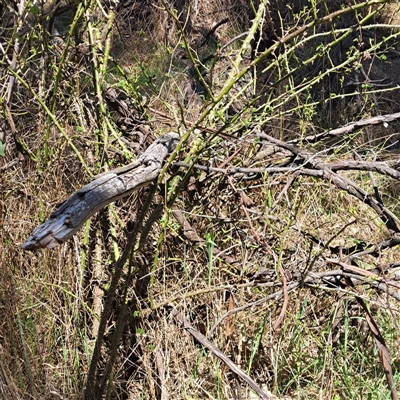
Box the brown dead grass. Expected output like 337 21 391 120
1 1 400 399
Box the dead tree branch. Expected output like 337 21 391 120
256 131 400 233
170 308 271 400
289 111 400 144
173 160 400 180
22 133 179 250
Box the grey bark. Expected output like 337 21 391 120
22 132 179 250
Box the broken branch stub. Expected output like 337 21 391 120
22 133 179 251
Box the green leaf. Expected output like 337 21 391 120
267 189 273 208
0 140 5 156
28 5 40 15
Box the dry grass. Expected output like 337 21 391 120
1 1 400 399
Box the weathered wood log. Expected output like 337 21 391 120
22 132 179 250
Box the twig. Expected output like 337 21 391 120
272 264 288 331
155 349 168 400
345 273 399 400
288 111 400 144
145 281 277 315
0 158 18 171
170 308 271 400
325 258 381 278
343 273 400 301
347 234 400 260
325 258 400 300
208 267 396 336
219 32 248 52
199 18 229 48
226 176 288 330
172 160 400 181
361 302 398 400
208 281 301 338
326 160 400 180
171 206 241 269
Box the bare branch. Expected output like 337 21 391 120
289 111 400 144
256 131 400 233
22 133 179 250
171 308 271 400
